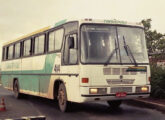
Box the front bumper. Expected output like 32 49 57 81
79 85 150 102
81 93 150 97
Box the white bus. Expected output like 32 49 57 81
1 19 150 112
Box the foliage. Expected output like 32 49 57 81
141 19 165 98
141 19 165 54
150 65 165 98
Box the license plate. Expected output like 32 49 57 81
116 92 127 97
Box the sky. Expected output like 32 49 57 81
0 0 165 61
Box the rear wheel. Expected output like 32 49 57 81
107 100 122 109
58 83 70 112
13 80 22 99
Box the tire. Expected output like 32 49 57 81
13 80 22 99
58 83 70 112
107 100 122 109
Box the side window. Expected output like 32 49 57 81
2 47 6 60
48 32 55 51
55 29 64 50
48 28 64 52
23 39 31 56
63 34 77 65
63 36 69 64
15 43 21 58
7 45 14 59
34 35 45 54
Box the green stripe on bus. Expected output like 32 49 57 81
1 53 56 93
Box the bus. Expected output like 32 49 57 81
1 19 150 112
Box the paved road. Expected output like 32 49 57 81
0 86 165 120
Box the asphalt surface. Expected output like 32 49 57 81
0 86 165 120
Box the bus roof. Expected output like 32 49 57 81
3 26 50 46
78 19 143 27
51 18 143 28
3 19 143 46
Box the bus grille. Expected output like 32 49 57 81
110 87 132 93
103 68 137 75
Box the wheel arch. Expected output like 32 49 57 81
13 78 18 90
53 79 64 99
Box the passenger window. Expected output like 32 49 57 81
2 47 6 60
7 45 14 59
48 32 55 51
34 35 45 54
55 29 64 50
15 43 21 58
23 39 31 56
48 28 64 52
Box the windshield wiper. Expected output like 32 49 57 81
104 39 118 66
123 36 137 66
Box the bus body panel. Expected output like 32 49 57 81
1 60 13 89
1 53 58 98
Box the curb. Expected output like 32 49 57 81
133 98 165 112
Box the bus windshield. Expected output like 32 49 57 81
81 24 149 64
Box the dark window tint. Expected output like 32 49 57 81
23 39 31 56
15 43 21 58
34 35 45 54
48 28 64 52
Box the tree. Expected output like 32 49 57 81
141 19 165 54
142 20 165 99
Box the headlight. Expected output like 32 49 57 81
89 88 98 94
141 86 148 92
89 88 107 94
136 86 149 93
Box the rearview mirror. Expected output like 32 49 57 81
68 37 74 49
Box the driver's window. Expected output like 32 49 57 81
63 34 77 65
64 36 69 64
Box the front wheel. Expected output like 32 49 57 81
58 83 70 112
107 100 122 109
